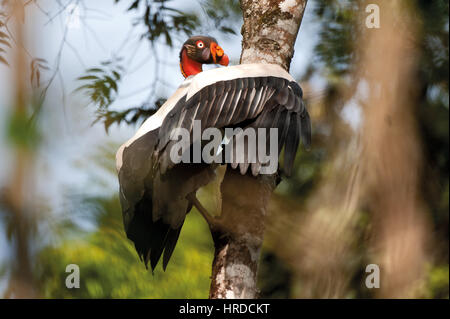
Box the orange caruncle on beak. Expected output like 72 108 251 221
219 53 229 66
211 42 229 66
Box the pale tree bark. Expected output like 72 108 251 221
208 0 308 299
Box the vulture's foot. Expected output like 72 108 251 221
186 193 220 229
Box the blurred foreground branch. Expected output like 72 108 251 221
277 0 433 298
2 0 37 298
360 1 430 298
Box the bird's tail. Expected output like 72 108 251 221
126 194 184 272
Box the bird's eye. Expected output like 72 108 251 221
196 41 204 48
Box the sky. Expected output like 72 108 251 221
0 0 321 290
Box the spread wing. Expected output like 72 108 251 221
157 76 311 176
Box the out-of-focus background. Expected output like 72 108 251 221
0 0 448 298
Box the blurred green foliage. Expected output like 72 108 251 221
35 196 214 298
115 0 199 47
200 0 241 35
425 265 449 299
75 61 124 109
6 109 41 150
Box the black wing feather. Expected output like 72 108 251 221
300 105 312 150
283 113 301 177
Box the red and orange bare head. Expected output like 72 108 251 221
179 35 229 78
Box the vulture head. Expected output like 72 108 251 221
179 35 229 78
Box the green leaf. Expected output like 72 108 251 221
73 84 92 93
220 26 236 34
128 0 140 11
77 75 100 81
112 71 121 81
104 76 118 92
86 68 104 73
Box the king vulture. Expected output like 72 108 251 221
116 35 311 271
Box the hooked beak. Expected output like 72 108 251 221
210 42 229 66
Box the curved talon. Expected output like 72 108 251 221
187 193 217 226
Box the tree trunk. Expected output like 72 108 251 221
240 0 308 70
208 0 308 299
